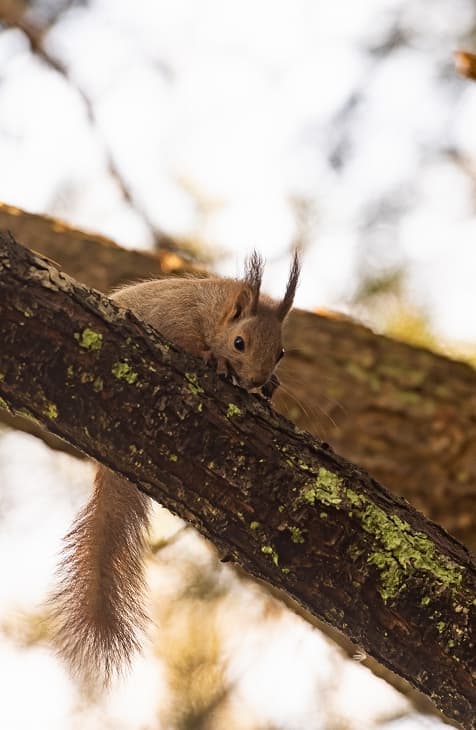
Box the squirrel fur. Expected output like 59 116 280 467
49 251 300 686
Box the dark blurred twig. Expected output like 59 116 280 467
0 0 177 250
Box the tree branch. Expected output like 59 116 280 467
1 202 475 551
0 233 474 729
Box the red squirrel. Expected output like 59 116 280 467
49 251 300 686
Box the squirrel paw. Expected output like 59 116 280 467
200 349 216 367
201 351 237 384
261 373 280 400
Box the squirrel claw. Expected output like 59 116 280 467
201 351 234 382
261 373 280 400
200 349 216 367
215 357 230 377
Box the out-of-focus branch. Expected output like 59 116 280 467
0 202 196 289
455 51 476 81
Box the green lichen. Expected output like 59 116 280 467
185 371 204 395
436 621 446 634
302 468 343 506
66 365 74 377
289 526 305 544
112 361 138 384
0 372 4 382
74 328 103 352
302 474 464 603
43 403 58 419
250 521 260 530
78 370 103 391
348 544 364 562
227 403 242 418
346 491 463 601
169 454 178 462
367 552 403 600
261 545 279 566
421 596 431 606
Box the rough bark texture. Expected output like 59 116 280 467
276 314 476 551
0 234 474 729
1 203 475 550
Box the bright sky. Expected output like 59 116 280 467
0 0 472 728
0 0 476 339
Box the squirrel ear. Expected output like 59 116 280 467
227 286 253 322
276 250 301 321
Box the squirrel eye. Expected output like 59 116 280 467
277 348 285 362
234 336 245 352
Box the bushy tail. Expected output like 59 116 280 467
48 465 151 687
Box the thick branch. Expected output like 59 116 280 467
0 233 474 728
1 203 476 550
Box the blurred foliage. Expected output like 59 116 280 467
351 265 476 365
0 608 51 648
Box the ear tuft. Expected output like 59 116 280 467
276 250 301 321
244 250 264 313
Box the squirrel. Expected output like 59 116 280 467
48 250 300 687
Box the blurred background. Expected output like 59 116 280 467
0 0 475 728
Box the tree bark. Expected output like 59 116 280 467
1 202 475 549
0 233 474 729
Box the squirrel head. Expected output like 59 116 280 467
211 251 300 392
